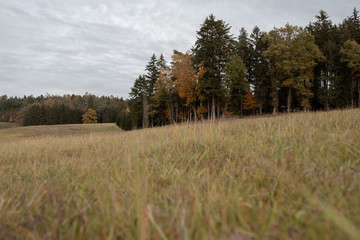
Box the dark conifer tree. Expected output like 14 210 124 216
308 10 338 110
129 75 147 128
237 28 254 85
249 26 271 114
193 14 235 119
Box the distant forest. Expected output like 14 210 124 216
0 94 127 126
1 8 359 129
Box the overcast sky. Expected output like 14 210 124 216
0 0 358 99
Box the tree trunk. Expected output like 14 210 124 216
358 78 360 108
142 92 149 128
240 93 243 117
189 107 192 122
324 80 329 110
175 102 178 123
200 100 204 121
183 107 185 122
273 106 278 114
170 96 174 124
223 102 228 119
351 76 355 108
193 105 197 122
259 102 263 115
287 88 291 113
207 100 210 119
217 100 220 118
212 94 216 120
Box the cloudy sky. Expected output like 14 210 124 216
0 0 358 99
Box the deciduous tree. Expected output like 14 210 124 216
82 108 98 124
264 24 323 113
340 39 360 107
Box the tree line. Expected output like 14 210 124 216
0 94 128 126
124 9 360 130
1 9 359 130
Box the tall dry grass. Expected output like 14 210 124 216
0 109 359 239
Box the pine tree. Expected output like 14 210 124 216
129 75 147 128
157 54 167 70
145 54 159 95
144 54 162 127
250 26 270 114
237 28 254 84
193 14 235 119
309 10 338 110
224 54 248 116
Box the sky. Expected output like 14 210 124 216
0 0 358 99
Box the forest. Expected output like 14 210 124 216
0 94 127 126
1 9 359 129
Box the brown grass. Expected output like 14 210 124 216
0 109 359 239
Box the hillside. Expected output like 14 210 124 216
0 110 359 239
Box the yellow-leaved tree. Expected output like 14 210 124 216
172 53 206 121
82 108 97 124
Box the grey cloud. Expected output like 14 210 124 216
0 0 358 98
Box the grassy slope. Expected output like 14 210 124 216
0 110 359 239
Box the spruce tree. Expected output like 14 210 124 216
223 54 248 116
193 14 235 119
309 10 338 110
250 26 270 114
129 75 147 128
237 28 254 84
145 54 159 96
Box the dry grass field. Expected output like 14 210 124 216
0 122 19 130
0 110 359 239
0 123 120 144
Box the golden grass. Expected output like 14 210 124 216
0 110 359 239
0 122 19 130
0 123 120 144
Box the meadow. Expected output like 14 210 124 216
0 110 359 239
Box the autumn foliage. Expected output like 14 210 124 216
242 91 258 113
82 108 98 124
172 53 206 106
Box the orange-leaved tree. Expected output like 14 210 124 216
82 108 97 124
172 52 206 121
243 91 258 114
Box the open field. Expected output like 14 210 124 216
0 123 120 144
0 122 19 130
0 110 359 239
